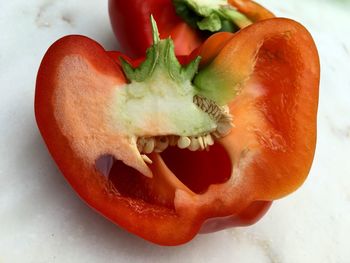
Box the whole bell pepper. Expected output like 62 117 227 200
108 0 274 58
35 17 319 246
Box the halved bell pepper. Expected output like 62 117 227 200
108 0 274 58
35 17 319 245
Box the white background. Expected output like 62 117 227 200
1 0 350 262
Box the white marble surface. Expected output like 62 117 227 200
1 0 350 262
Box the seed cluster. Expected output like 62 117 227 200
138 96 234 164
193 95 222 121
138 134 215 164
194 95 234 137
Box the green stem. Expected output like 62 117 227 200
173 0 253 33
120 16 201 83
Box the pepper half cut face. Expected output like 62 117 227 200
35 18 319 245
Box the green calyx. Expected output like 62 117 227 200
114 17 235 141
115 17 217 138
120 16 201 83
173 0 252 33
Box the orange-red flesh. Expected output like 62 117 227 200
198 18 319 200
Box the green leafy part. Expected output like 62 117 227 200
120 48 159 83
197 13 222 31
173 0 252 33
120 16 201 83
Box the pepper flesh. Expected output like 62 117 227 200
35 18 319 245
108 0 274 58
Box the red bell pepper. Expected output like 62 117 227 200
108 0 274 58
35 17 319 245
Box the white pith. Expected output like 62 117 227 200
53 55 234 176
111 69 217 137
110 69 234 164
136 102 233 160
136 103 233 165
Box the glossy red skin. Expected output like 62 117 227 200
108 0 274 58
108 0 202 58
35 19 319 246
